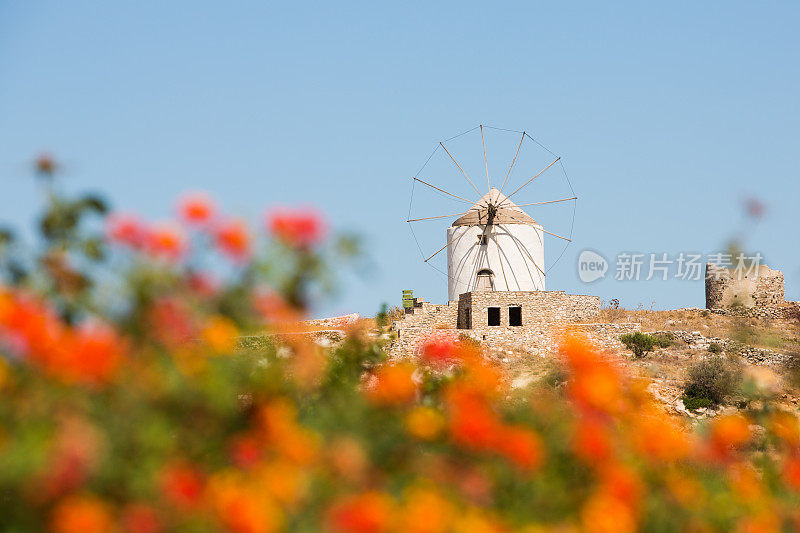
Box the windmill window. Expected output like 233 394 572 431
477 234 487 245
488 307 500 326
509 306 522 326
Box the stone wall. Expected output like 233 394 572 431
650 329 792 367
389 290 608 358
458 291 600 329
705 263 797 318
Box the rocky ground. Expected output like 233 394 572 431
496 308 800 421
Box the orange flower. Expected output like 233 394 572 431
367 363 417 406
769 411 800 448
50 494 114 533
266 208 325 249
399 486 454 533
257 400 319 465
559 332 624 414
327 437 369 484
121 504 162 533
405 406 445 440
573 417 613 463
207 471 281 533
709 414 751 460
63 323 126 384
598 463 642 512
159 463 204 509
496 425 544 471
580 490 636 533
446 386 501 451
215 218 252 261
630 412 690 462
106 213 146 249
201 315 239 354
736 512 780 533
326 491 394 533
178 192 216 225
783 456 800 491
144 223 186 261
727 462 763 500
254 290 303 327
256 459 309 507
664 472 705 509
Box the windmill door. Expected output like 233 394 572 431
476 269 494 291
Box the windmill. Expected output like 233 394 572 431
407 125 577 302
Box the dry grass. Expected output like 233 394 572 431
596 308 800 353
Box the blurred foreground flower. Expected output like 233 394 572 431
0 176 799 532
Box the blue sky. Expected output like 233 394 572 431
1 1 798 316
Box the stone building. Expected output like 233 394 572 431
457 291 600 329
705 263 798 319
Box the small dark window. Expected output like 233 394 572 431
488 307 500 326
509 306 522 326
465 308 471 329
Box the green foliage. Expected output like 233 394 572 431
652 333 674 348
619 332 657 357
681 395 713 411
682 356 741 406
708 342 723 354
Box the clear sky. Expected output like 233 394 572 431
1 1 798 316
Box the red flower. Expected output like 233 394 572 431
35 153 57 175
783 456 800 490
177 192 216 225
121 504 162 533
446 387 501 451
229 434 262 469
266 208 325 248
326 491 394 533
106 213 146 249
144 223 186 261
497 426 544 470
147 298 196 347
420 336 458 367
159 463 204 509
214 218 252 261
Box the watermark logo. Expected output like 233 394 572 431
577 249 608 283
576 251 764 283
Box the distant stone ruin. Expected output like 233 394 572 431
705 263 799 319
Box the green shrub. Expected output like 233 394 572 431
681 395 714 411
652 333 674 348
620 332 657 358
708 342 723 354
682 356 740 407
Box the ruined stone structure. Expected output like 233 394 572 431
705 263 799 319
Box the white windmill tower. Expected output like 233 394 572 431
407 125 576 302
446 187 546 301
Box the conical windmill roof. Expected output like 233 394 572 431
452 188 538 226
